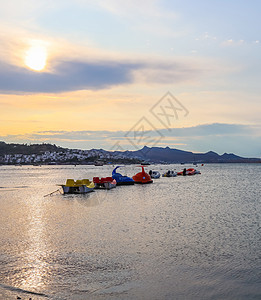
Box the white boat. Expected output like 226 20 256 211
162 170 177 177
60 179 95 194
149 170 161 179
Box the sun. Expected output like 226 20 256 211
25 41 47 71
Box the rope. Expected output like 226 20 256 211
44 189 61 197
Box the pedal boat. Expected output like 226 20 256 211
61 179 95 194
177 168 201 175
162 170 177 177
132 166 153 184
93 177 117 189
112 166 135 185
149 170 161 179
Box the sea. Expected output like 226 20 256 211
0 164 260 300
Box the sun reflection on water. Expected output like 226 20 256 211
19 197 49 292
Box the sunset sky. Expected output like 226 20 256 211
0 0 260 157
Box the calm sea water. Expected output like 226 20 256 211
0 164 260 300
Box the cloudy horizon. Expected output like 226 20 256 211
1 122 260 158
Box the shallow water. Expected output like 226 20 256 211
0 164 260 299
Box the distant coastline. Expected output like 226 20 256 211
0 141 260 165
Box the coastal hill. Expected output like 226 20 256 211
0 141 62 155
0 141 260 164
116 146 260 163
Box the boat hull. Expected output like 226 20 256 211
132 166 153 184
134 180 153 184
116 181 135 186
62 185 94 194
94 182 116 189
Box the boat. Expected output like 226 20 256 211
162 170 177 177
60 179 95 194
112 166 135 185
132 166 153 184
177 168 201 175
141 161 150 165
190 168 201 175
149 170 161 179
93 177 117 189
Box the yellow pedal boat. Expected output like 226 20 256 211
60 179 95 194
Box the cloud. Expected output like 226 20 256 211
0 60 141 93
221 39 245 47
161 123 256 137
161 123 261 157
0 54 208 93
0 20 234 94
195 32 217 42
133 61 201 84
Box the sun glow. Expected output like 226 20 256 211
25 41 47 71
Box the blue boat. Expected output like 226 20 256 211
112 166 135 186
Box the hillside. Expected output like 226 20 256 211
0 141 260 164
114 146 260 163
0 141 65 155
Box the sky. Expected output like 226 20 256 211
0 0 260 157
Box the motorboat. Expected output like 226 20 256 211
149 170 161 179
132 166 153 184
177 168 201 175
162 170 177 177
60 179 95 194
93 177 117 189
112 166 135 185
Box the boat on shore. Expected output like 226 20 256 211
162 170 177 177
60 179 95 194
177 168 201 175
112 166 135 185
149 170 161 179
132 166 153 184
93 177 117 189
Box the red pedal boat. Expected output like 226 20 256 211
177 168 201 176
93 177 117 189
132 166 153 184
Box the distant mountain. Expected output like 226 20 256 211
113 146 261 163
0 141 260 164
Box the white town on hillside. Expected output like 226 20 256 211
0 149 140 165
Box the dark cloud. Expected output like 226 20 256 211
0 57 204 94
0 60 141 93
161 123 252 137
